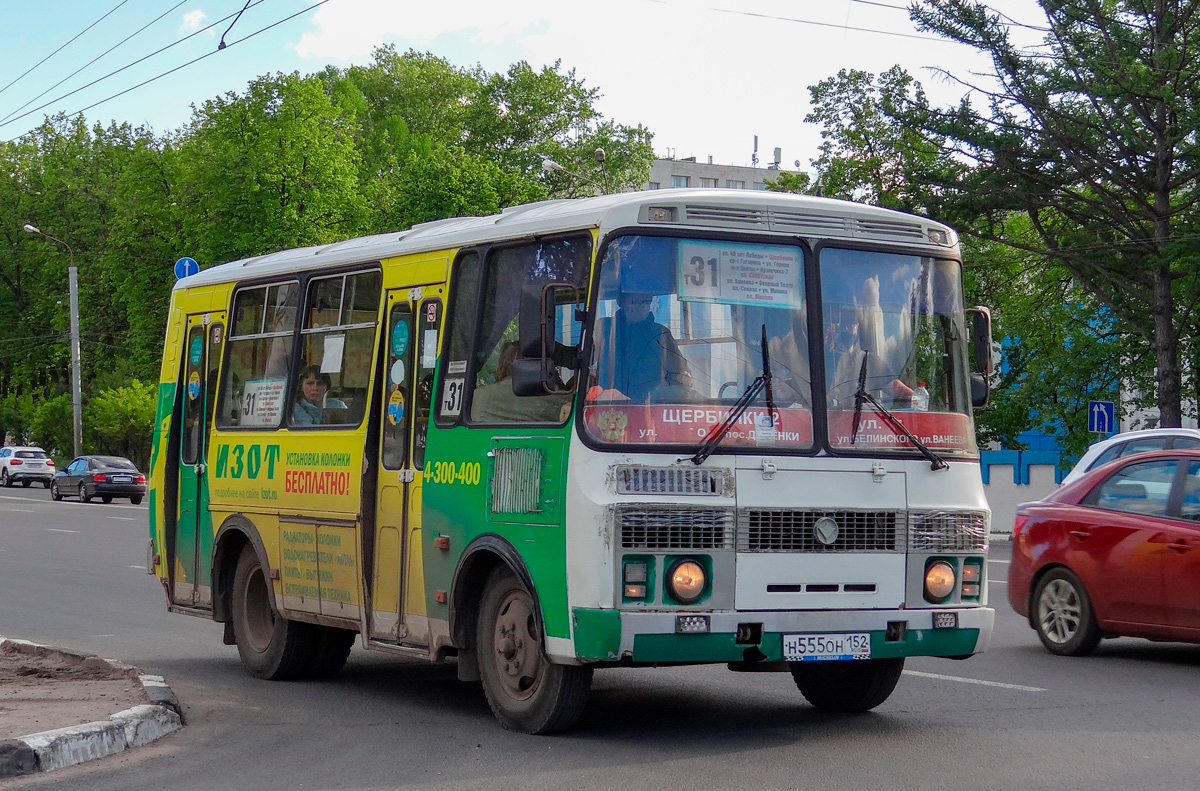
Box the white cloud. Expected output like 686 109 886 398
181 9 208 32
291 0 1046 167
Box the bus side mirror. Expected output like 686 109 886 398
516 283 582 396
968 306 993 408
969 306 993 375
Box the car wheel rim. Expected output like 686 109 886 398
491 588 544 702
1037 578 1082 644
51 483 57 496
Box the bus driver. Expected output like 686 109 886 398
590 292 689 402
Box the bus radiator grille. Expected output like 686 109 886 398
907 511 989 552
738 509 904 553
613 465 724 496
616 506 735 550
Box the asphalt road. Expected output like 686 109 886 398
3 484 1200 791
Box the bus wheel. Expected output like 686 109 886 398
789 657 904 712
305 626 356 678
477 567 592 734
232 545 314 680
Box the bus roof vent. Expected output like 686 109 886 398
613 466 725 496
852 217 926 243
682 204 769 230
767 210 851 235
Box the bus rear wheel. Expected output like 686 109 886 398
477 567 592 734
232 545 314 680
789 657 905 712
306 626 356 678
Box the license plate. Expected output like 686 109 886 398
783 632 871 662
111 476 132 483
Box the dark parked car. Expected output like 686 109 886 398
1009 448 1200 656
52 455 147 505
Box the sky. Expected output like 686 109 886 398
0 0 1046 169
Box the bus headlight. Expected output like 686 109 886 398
924 560 956 603
666 559 706 604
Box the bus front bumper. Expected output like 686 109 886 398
570 606 994 664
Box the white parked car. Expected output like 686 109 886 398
1060 427 1200 486
0 446 56 488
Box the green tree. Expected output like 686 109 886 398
908 0 1200 427
180 72 366 262
87 379 155 470
30 393 73 459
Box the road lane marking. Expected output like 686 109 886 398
107 516 136 521
0 494 143 510
7 509 33 512
128 565 146 570
46 528 78 533
988 559 1010 564
903 670 1046 692
989 579 1007 584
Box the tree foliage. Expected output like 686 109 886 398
905 0 1200 427
0 49 655 446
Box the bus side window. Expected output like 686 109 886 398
466 237 591 426
292 270 381 428
218 283 298 429
436 250 481 425
382 302 413 469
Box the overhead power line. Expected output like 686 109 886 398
0 0 271 133
0 0 132 99
0 0 190 127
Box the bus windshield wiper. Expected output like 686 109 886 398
688 325 775 466
851 350 948 471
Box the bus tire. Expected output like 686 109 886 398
232 544 314 680
305 626 356 678
477 566 592 734
789 657 904 712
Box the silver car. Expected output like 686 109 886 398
1061 427 1200 486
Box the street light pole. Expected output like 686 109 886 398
22 224 83 458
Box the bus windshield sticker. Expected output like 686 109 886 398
390 359 406 385
448 360 467 374
241 378 286 426
441 377 465 416
677 240 802 309
422 329 437 368
321 334 345 373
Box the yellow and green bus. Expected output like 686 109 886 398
150 189 996 733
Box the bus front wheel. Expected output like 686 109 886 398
789 657 904 712
232 545 314 680
476 567 592 734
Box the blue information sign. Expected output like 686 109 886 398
174 257 199 279
1088 400 1115 434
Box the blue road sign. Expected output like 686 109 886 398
174 256 199 279
1088 400 1116 433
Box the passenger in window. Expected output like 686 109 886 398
293 366 346 425
471 342 569 423
592 292 688 402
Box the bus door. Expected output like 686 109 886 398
372 285 445 642
173 313 225 607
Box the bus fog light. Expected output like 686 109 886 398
961 582 980 598
624 584 647 598
676 615 709 634
924 561 956 603
666 559 706 604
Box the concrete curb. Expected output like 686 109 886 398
0 638 184 779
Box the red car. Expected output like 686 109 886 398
1009 448 1200 655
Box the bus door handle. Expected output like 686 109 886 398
195 463 206 475
399 469 415 483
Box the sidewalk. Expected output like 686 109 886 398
0 638 183 778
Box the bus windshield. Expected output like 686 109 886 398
584 235 814 449
821 248 977 456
